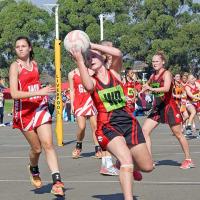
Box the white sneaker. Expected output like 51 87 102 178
100 165 119 176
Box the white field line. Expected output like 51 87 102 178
0 144 199 147
0 151 200 159
0 179 199 185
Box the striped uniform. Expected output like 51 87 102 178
13 60 51 132
73 73 97 117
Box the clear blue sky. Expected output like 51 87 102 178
31 0 199 6
31 0 57 7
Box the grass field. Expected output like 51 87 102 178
4 99 13 113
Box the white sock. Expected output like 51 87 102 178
105 156 113 168
101 156 106 167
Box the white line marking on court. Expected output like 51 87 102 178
0 151 200 159
154 151 200 156
0 145 29 147
0 179 199 185
0 144 200 148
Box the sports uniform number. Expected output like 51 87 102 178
98 85 126 112
150 82 164 97
128 88 135 96
78 84 87 93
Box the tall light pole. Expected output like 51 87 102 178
44 4 63 146
99 14 104 41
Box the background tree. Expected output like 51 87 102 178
120 0 200 73
58 0 138 74
58 0 200 75
0 0 54 80
0 0 199 82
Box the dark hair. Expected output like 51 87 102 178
125 67 132 76
15 36 34 60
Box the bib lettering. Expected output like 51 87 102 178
98 85 125 112
150 82 164 97
28 84 41 100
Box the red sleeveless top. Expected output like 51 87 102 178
186 83 200 102
149 70 175 105
17 60 43 102
91 70 126 113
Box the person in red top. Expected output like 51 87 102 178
180 72 189 87
141 51 194 169
172 74 189 123
123 67 138 113
9 36 64 196
185 74 200 136
68 68 102 159
70 43 153 200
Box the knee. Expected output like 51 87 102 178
78 125 86 133
42 142 54 152
141 163 154 172
31 146 42 155
119 153 133 166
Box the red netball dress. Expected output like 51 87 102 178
72 73 97 116
13 60 51 131
123 81 136 112
91 70 145 150
186 83 200 113
148 70 182 125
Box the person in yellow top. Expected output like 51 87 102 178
172 74 189 122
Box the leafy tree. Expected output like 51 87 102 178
58 0 137 73
57 0 200 75
0 0 54 75
121 0 200 72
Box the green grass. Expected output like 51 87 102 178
4 99 13 113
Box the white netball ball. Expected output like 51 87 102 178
64 30 90 53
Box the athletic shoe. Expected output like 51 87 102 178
100 166 119 176
185 128 193 137
51 181 65 196
133 170 143 181
28 165 42 188
180 159 195 169
72 148 81 159
94 146 102 159
196 132 200 139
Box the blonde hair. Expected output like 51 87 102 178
154 51 167 63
